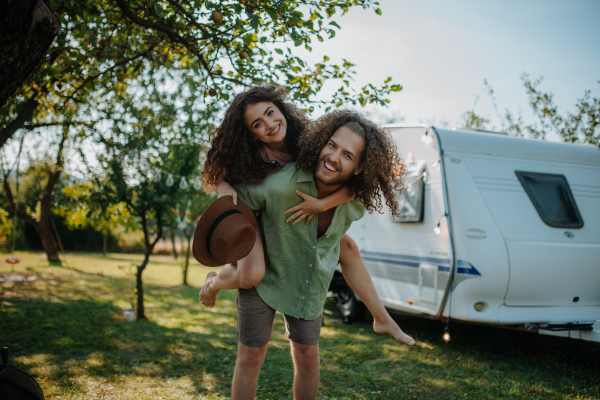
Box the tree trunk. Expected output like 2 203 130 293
182 234 192 286
135 208 163 321
2 172 60 263
37 217 60 263
102 233 108 256
0 0 61 108
170 227 178 260
135 252 151 320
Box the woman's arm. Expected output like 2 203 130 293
215 179 238 205
283 185 355 225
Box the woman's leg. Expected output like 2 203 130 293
338 234 414 345
199 228 266 307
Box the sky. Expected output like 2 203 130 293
300 0 600 137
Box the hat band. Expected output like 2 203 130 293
205 209 242 256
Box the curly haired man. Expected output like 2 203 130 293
231 110 414 400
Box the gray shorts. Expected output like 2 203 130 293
237 287 322 347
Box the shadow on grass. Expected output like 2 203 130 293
317 314 600 400
2 260 598 399
0 276 240 398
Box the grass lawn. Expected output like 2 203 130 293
1 251 598 399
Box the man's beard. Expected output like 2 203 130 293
315 158 357 187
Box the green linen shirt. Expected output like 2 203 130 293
234 163 365 320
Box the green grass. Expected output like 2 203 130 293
1 251 598 399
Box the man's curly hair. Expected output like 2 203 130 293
296 110 405 217
202 85 309 191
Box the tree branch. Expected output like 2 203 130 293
113 0 215 78
40 125 68 217
0 94 38 148
2 175 38 227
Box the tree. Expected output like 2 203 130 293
0 208 12 247
2 128 68 262
1 0 400 149
464 74 600 146
95 78 211 320
55 180 133 256
172 190 214 286
0 0 61 107
1 0 402 264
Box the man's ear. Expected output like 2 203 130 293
353 163 364 176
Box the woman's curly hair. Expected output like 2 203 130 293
296 110 405 217
202 85 309 191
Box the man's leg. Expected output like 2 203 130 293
339 234 414 346
232 343 268 400
199 230 265 307
233 287 276 398
290 342 320 400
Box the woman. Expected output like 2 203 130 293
199 85 413 345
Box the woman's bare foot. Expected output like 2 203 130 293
374 317 415 346
199 271 219 308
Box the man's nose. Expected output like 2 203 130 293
329 149 342 163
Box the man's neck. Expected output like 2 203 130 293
316 181 342 199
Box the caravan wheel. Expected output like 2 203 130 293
327 272 366 324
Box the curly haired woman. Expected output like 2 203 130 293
199 86 410 344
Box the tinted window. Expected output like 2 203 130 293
515 171 583 228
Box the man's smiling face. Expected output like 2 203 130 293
315 125 365 188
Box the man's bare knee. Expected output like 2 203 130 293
238 344 267 367
291 343 319 367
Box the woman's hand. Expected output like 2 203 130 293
284 190 325 225
216 180 237 205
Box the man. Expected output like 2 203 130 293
231 110 414 399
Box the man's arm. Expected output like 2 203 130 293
232 181 266 211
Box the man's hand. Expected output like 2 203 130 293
283 190 324 225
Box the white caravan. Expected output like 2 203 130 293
340 126 600 343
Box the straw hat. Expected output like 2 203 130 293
192 196 257 267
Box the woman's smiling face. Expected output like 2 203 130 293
243 101 287 146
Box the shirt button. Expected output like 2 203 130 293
306 280 309 283
302 296 305 299
309 264 312 267
312 245 316 249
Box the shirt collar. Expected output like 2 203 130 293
296 167 315 184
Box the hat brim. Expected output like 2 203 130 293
192 196 257 266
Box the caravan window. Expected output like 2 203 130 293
395 166 425 223
515 171 583 228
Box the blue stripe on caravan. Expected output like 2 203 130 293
361 251 481 276
361 251 451 265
